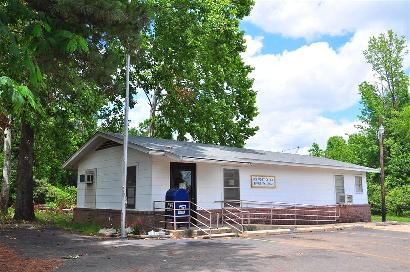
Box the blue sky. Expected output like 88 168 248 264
238 0 410 153
240 22 355 55
129 1 410 154
240 21 360 122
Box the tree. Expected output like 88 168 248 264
0 76 40 213
103 0 258 147
324 136 353 162
308 142 324 157
1 0 148 220
313 30 410 215
359 30 409 129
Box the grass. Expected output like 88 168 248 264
1 208 102 235
371 214 410 223
35 210 102 235
0 207 15 224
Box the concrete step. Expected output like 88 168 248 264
243 229 292 237
193 227 233 236
199 232 238 239
169 227 234 238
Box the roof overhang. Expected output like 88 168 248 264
62 132 150 170
63 132 379 173
168 156 379 173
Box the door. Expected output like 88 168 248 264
170 162 197 205
335 175 345 204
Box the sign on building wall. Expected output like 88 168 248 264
251 175 276 188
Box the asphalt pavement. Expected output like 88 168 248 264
0 225 409 272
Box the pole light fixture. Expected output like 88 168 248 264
378 124 384 139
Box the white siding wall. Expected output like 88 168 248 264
196 163 224 209
234 165 368 206
151 156 368 210
77 146 152 211
344 173 368 204
77 151 368 211
151 156 172 205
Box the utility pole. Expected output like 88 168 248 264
378 120 386 222
121 0 132 239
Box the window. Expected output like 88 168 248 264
335 175 345 204
224 169 240 205
127 166 137 209
355 176 363 193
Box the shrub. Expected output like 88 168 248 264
386 185 410 216
131 224 145 235
34 179 76 209
367 182 381 214
130 218 146 235
33 179 49 204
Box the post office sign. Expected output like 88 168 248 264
251 175 276 188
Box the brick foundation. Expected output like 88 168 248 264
337 204 371 223
73 204 370 230
73 208 165 231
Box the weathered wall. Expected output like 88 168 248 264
76 146 152 211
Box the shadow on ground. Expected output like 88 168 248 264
0 225 264 272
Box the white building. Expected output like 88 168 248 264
63 132 377 228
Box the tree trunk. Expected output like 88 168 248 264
14 121 35 220
0 116 11 214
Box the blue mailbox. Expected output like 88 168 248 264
165 188 190 224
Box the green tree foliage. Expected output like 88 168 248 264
0 76 40 115
1 0 148 219
386 185 410 216
103 0 258 147
0 76 41 213
1 1 260 218
324 136 353 162
308 142 324 157
310 30 410 215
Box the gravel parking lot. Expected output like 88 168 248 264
0 225 409 272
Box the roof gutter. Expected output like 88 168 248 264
149 153 378 173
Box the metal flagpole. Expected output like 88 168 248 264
121 0 132 239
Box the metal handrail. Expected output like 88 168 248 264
222 215 243 233
220 202 245 233
219 200 340 229
153 200 215 238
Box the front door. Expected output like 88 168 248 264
170 162 197 205
335 175 345 204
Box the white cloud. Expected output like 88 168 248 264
243 35 264 57
243 29 410 153
246 0 410 40
241 0 410 154
128 97 150 128
246 109 360 153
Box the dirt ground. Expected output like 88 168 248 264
0 244 62 272
0 223 409 272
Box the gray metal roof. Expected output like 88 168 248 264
96 132 377 173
